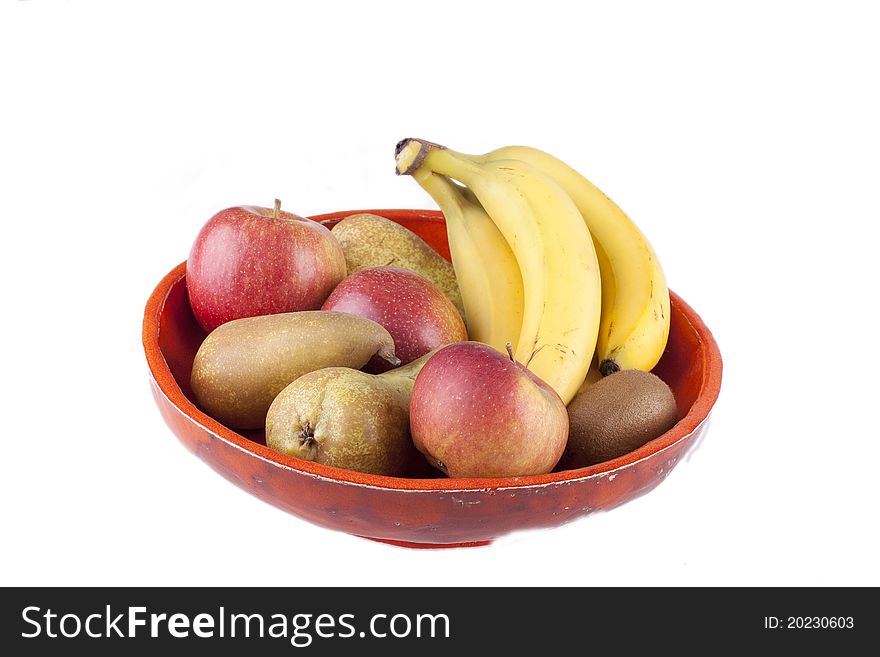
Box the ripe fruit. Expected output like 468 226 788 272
331 213 463 316
396 139 601 404
187 200 346 333
474 145 670 376
190 311 399 429
413 171 524 354
265 355 432 477
321 266 467 372
409 342 568 478
560 369 678 468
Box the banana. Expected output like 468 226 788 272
575 357 604 398
412 169 524 353
396 139 601 404
474 146 670 376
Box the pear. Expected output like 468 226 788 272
265 354 433 476
331 213 464 316
191 311 399 430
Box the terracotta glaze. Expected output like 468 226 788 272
143 210 723 547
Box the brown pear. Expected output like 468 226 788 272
265 354 432 476
191 311 399 430
331 213 464 316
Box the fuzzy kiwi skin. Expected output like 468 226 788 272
560 370 678 468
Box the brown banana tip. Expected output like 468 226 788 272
394 137 446 176
598 359 620 377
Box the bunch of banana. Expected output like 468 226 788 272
397 139 600 405
474 145 670 377
395 138 670 404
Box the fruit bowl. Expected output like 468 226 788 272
143 209 722 548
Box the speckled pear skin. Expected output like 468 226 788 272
331 213 464 316
265 354 432 476
190 311 399 430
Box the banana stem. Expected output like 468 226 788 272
397 140 489 199
395 138 446 176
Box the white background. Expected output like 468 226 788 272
2 0 878 587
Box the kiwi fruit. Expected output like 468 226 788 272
560 369 678 468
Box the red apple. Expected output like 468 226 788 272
321 266 467 372
187 201 346 333
410 342 568 477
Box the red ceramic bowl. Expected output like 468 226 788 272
143 209 722 548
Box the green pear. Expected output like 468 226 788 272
265 353 433 476
191 311 400 430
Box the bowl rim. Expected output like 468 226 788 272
143 209 722 493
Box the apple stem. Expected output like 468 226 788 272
274 198 282 220
505 342 515 363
